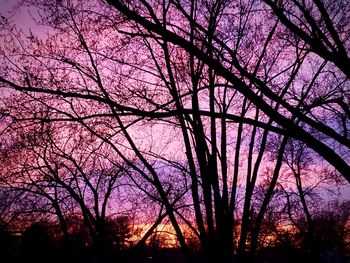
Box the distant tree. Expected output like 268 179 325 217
18 222 56 263
301 200 350 260
0 218 13 263
106 215 134 251
0 121 135 262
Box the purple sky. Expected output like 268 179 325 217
1 0 44 34
0 0 349 201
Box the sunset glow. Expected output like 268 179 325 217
0 0 349 263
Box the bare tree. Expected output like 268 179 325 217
0 1 349 263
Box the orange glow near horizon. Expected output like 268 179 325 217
129 223 198 248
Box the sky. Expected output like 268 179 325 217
0 0 349 203
0 0 14 13
0 0 47 34
1 0 28 24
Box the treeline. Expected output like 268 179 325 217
0 200 349 263
0 214 161 263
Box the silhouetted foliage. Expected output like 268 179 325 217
17 223 56 263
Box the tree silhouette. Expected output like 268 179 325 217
0 1 349 263
18 223 56 263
